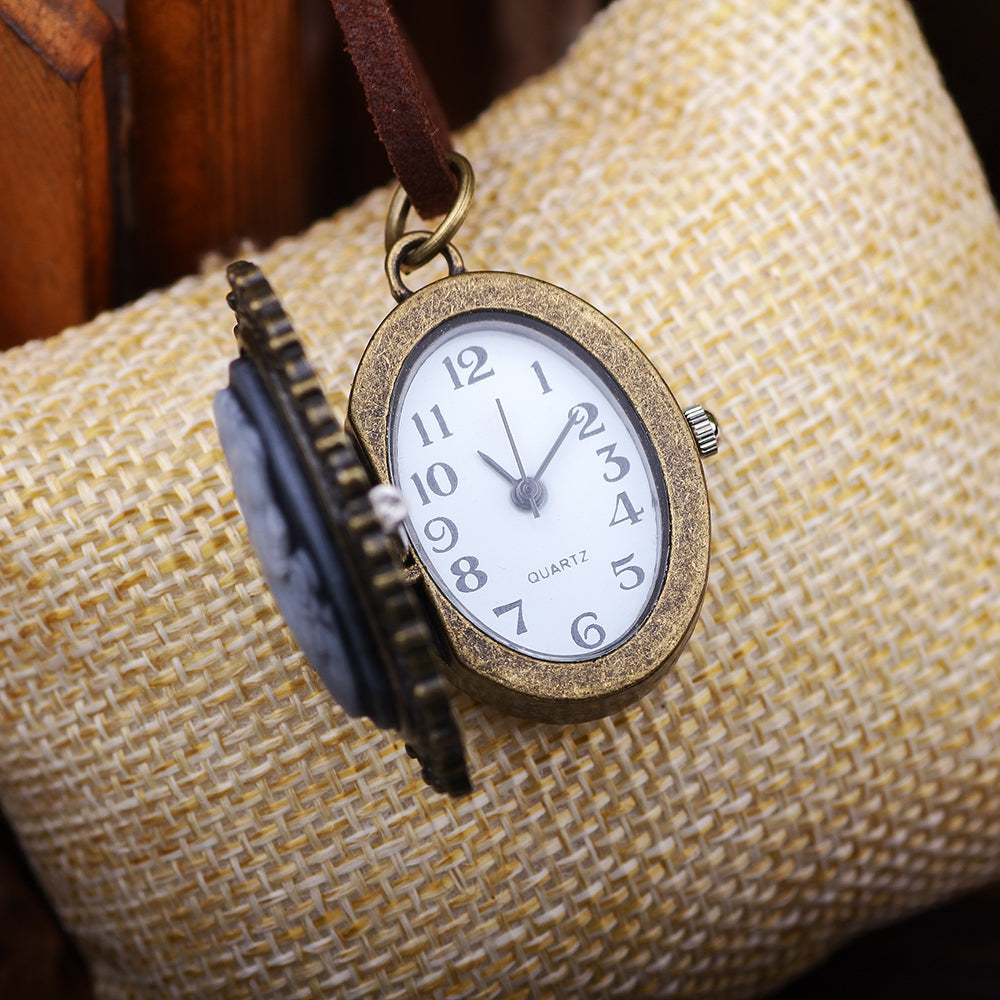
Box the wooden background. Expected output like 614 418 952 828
0 0 997 996
0 0 602 348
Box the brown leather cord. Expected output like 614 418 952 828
329 0 458 219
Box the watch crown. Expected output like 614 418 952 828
684 404 720 458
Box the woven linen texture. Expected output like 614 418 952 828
1 0 998 996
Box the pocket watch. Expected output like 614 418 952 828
215 153 718 794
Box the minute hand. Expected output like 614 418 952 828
532 413 578 481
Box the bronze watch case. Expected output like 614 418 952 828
348 270 711 722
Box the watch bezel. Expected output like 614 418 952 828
348 270 710 722
388 308 670 663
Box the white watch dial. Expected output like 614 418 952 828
389 311 668 662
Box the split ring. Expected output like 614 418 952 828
385 232 465 302
384 152 475 271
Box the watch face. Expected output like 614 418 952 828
389 311 668 662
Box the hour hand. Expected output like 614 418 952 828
478 450 518 485
478 449 543 518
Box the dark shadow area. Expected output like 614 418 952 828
768 881 1000 999
911 0 1000 199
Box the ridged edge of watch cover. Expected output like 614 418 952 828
223 260 470 796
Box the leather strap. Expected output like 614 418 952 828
328 0 458 218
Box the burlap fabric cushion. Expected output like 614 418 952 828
1 0 998 996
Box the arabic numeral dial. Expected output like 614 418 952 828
389 311 667 664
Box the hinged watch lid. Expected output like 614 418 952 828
214 261 470 796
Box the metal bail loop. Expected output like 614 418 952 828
384 151 475 273
385 232 465 302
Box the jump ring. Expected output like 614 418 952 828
385 232 466 303
384 152 475 271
